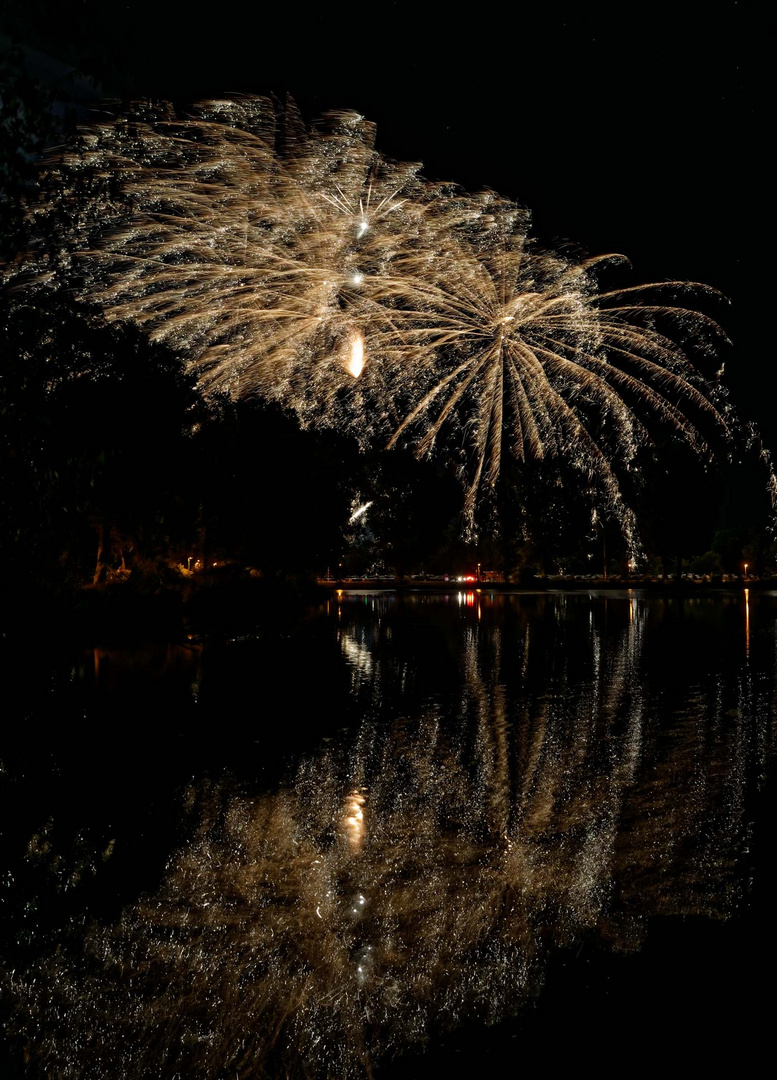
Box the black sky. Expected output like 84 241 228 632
4 1 769 437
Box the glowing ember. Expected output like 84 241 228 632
347 333 365 378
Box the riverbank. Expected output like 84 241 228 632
322 574 775 591
3 570 773 646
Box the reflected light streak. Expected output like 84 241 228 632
745 587 750 660
339 629 374 678
342 790 367 851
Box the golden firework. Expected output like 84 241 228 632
17 94 745 540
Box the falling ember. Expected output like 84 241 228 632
347 333 365 378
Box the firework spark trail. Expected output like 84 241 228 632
15 94 753 541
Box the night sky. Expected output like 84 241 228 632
4 1 769 438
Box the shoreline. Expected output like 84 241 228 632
3 574 769 648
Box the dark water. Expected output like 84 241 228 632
2 589 775 1077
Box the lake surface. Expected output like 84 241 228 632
2 589 776 1077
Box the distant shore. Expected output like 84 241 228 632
4 572 771 648
321 576 774 592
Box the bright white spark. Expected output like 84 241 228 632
348 501 373 525
347 333 365 379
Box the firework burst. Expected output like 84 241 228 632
388 245 733 535
15 94 750 542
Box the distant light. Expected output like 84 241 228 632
351 272 364 285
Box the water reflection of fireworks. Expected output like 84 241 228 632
7 596 760 1079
